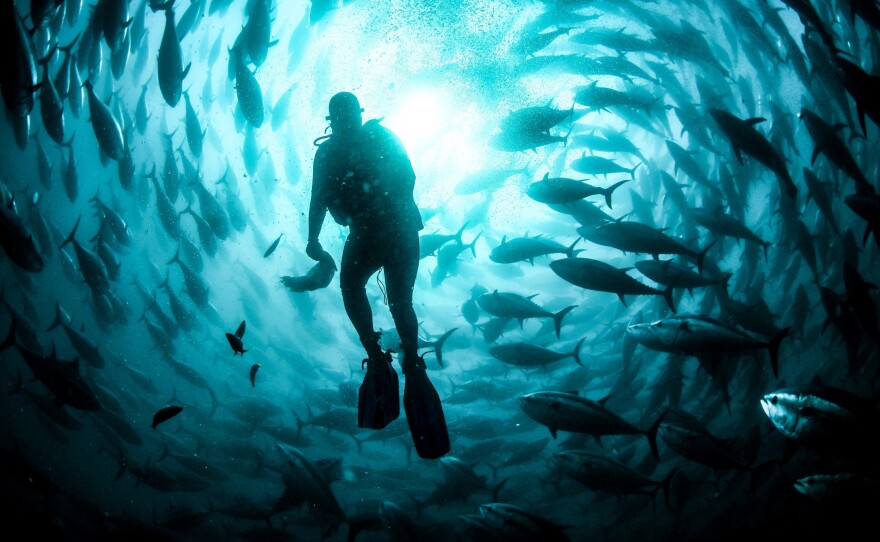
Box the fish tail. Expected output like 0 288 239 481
466 231 482 258
572 337 586 366
491 477 510 502
47 302 64 331
660 467 679 507
644 408 668 460
552 305 577 338
565 237 581 258
167 245 181 266
695 241 715 275
603 178 631 209
59 216 81 249
662 285 677 313
767 327 792 379
431 328 458 368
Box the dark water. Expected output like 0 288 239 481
2 0 879 540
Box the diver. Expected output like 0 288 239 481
306 91 450 459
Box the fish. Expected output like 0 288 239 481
665 140 721 195
263 232 283 258
488 127 569 152
578 221 712 273
478 502 573 542
518 390 666 459
2 0 39 150
244 0 276 67
59 217 111 295
226 320 247 355
181 204 218 257
526 172 630 208
2 324 101 412
183 91 205 157
145 166 182 240
570 154 642 178
489 337 585 368
150 0 191 107
167 245 210 307
476 290 576 338
420 222 470 259
550 256 676 312
83 79 125 161
499 103 576 134
0 183 45 273
708 108 797 199
47 303 105 369
761 382 880 461
250 363 261 387
152 405 184 429
37 48 66 145
573 81 662 115
634 260 731 293
233 44 265 127
831 53 880 136
489 235 580 265
553 449 676 505
687 207 770 254
627 315 791 378
798 107 873 195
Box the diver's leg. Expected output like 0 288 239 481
340 231 383 359
383 229 421 372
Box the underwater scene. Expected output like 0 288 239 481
2 0 880 540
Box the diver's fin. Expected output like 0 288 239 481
357 351 400 430
403 352 450 459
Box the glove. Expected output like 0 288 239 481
306 239 325 261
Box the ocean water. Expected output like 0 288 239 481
1 0 879 540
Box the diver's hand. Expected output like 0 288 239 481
306 239 325 261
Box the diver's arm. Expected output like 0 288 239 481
306 150 329 260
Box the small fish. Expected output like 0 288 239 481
250 363 261 387
152 405 183 429
263 232 283 258
226 320 247 355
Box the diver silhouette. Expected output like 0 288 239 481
306 91 450 459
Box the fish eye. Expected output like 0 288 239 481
770 396 778 405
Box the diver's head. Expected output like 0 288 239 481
327 92 363 135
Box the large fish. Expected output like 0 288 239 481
150 0 190 107
233 44 264 127
550 256 676 312
245 0 275 67
2 325 100 411
182 91 204 157
0 183 45 273
477 290 576 338
168 246 210 308
761 383 880 461
577 221 712 273
2 0 39 150
83 79 125 161
708 108 797 199
553 449 676 503
627 314 790 378
526 172 630 208
518 390 666 459
59 217 111 295
489 235 579 265
489 338 585 368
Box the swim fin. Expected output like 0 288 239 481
358 351 400 429
403 353 450 459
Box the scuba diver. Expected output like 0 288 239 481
306 91 450 459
